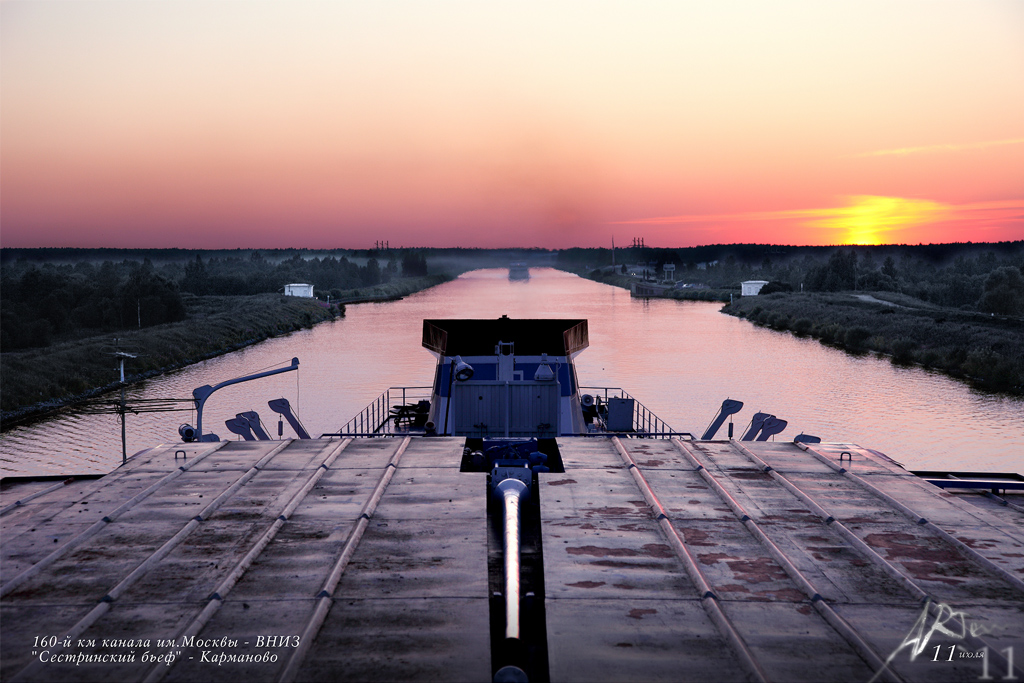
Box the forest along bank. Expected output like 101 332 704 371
0 274 450 426
3 267 1023 477
566 245 1024 396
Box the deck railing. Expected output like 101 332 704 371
580 386 684 438
333 386 433 436
329 385 687 439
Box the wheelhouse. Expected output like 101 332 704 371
422 316 589 437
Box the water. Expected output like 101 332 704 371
3 268 1022 477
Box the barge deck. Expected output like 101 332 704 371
2 437 1022 682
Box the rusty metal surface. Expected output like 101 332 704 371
540 470 693 600
288 597 491 683
551 438 1024 682
2 436 1022 682
540 458 748 682
605 439 699 471
545 597 750 682
294 439 490 683
1 438 492 683
936 492 1024 537
714 600 877 681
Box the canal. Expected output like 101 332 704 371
2 268 1021 477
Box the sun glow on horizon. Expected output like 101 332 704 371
1 1 1021 248
609 195 969 245
806 195 949 245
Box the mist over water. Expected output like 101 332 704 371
3 268 1022 477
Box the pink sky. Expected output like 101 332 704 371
2 1 1022 249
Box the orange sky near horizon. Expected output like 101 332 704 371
2 1 1022 249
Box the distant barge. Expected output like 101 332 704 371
509 263 530 281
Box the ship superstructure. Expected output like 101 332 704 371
422 316 588 438
339 317 678 440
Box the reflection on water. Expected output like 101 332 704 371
3 268 1022 477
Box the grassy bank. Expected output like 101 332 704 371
582 269 735 302
0 274 451 425
724 292 1024 394
332 273 452 303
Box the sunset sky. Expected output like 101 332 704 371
2 1 1022 249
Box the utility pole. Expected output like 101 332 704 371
113 348 137 465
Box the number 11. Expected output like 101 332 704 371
979 646 1018 681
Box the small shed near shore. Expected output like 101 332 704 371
741 280 769 296
284 283 314 298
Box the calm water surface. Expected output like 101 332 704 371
3 268 1022 477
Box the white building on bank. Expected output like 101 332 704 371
283 283 315 298
741 280 770 296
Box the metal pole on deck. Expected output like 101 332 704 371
443 359 455 436
112 349 136 464
120 360 127 465
495 478 529 641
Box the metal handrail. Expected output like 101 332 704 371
337 386 433 435
337 385 681 439
580 386 681 438
322 431 694 440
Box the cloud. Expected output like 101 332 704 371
851 137 1024 158
609 207 826 226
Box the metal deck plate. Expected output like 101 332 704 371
2 436 1022 682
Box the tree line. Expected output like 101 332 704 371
178 251 426 297
561 242 1024 315
5 243 1021 353
1 260 186 350
1 250 433 351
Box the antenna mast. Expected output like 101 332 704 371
113 347 137 464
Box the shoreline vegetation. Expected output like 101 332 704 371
722 293 1024 395
0 274 451 428
578 269 1023 396
4 242 1022 425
